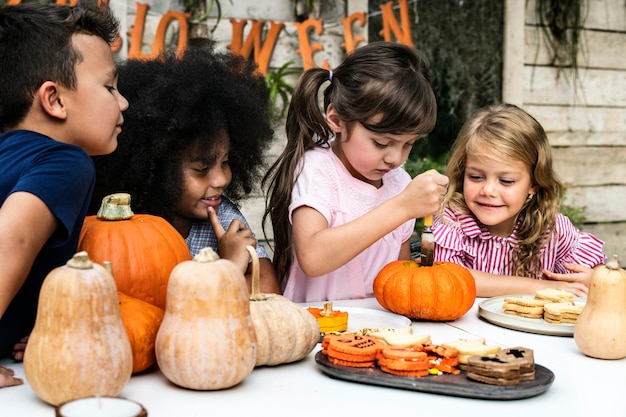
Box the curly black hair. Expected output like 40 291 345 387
89 40 274 221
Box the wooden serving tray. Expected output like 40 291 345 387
315 351 554 400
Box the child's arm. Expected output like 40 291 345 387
293 171 448 277
0 192 57 319
471 268 589 298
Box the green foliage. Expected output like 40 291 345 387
560 187 587 229
185 0 233 33
535 0 586 83
368 0 504 160
265 61 302 123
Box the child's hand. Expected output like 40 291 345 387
541 262 592 297
0 365 23 388
207 207 256 273
401 169 449 219
11 335 28 361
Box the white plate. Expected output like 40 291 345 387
302 304 411 333
478 295 586 337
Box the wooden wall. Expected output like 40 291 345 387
119 0 625 259
505 0 626 259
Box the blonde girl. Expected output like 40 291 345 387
434 103 606 297
263 42 449 302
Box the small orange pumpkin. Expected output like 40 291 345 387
78 193 191 309
118 292 165 374
373 260 476 321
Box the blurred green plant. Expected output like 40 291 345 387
560 185 586 229
535 0 586 84
185 0 232 34
265 60 302 123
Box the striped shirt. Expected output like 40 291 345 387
433 205 606 278
185 196 269 260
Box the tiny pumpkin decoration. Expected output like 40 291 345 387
247 246 320 367
78 193 191 309
574 254 626 360
155 247 257 390
306 301 348 333
373 259 476 321
23 251 133 406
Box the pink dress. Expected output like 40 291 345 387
283 145 415 302
433 205 607 277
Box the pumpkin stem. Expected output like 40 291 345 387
246 245 267 300
320 301 335 317
103 261 114 276
606 254 620 270
97 193 134 221
193 247 221 263
66 251 94 270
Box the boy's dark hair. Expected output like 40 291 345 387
89 42 274 221
0 1 119 130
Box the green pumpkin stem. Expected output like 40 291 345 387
96 193 134 221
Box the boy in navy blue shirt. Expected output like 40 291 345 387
0 2 128 387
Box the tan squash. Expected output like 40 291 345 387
23 252 133 406
574 254 626 359
246 246 319 367
155 247 257 390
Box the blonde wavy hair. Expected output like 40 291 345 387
443 103 563 277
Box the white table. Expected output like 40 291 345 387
2 297 625 417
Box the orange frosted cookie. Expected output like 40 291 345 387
323 334 384 368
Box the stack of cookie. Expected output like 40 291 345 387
535 288 575 304
543 302 583 324
366 326 431 348
321 333 463 376
502 296 549 319
376 346 431 377
321 334 384 368
466 347 535 386
502 289 581 324
376 344 461 377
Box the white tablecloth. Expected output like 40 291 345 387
2 297 625 416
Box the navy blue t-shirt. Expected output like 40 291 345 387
0 130 95 356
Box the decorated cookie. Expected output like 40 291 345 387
322 334 384 368
466 345 536 386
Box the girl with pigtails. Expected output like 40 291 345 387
263 42 449 303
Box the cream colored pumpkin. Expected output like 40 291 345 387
23 252 133 406
155 247 257 390
574 254 626 359
246 247 320 366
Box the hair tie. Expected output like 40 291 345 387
328 69 333 82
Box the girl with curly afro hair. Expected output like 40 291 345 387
90 41 280 293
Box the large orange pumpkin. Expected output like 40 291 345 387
373 260 476 321
118 292 165 374
78 193 191 309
